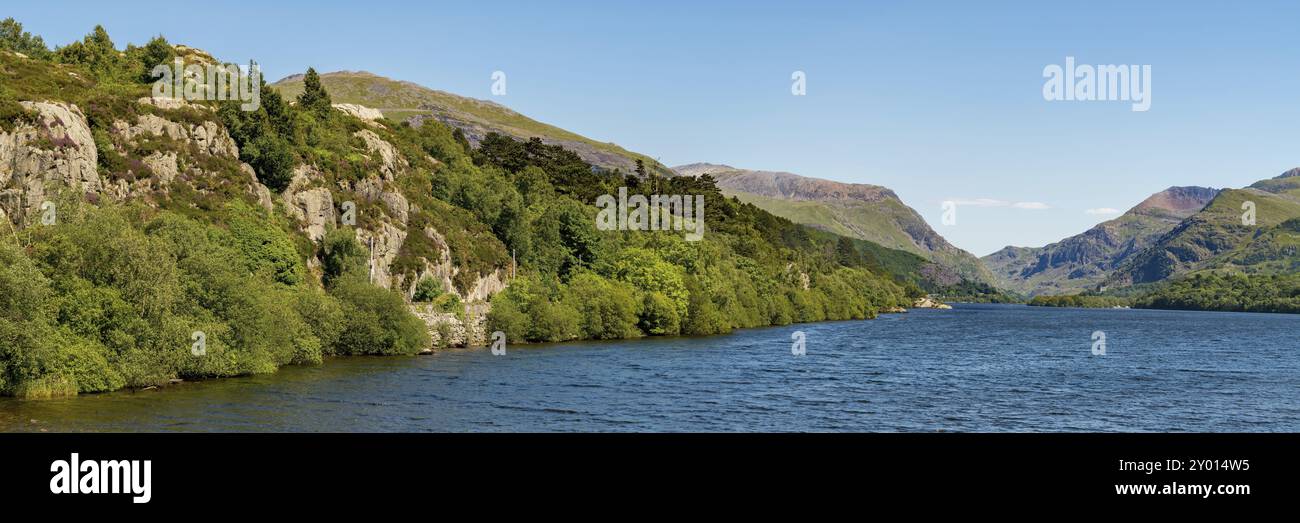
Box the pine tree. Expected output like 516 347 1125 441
298 67 332 116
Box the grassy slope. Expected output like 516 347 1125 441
723 190 995 286
271 71 673 177
1107 175 1300 286
984 211 1184 296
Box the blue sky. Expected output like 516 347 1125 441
11 1 1300 255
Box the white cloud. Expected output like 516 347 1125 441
1085 207 1122 215
949 198 1008 207
946 198 1049 210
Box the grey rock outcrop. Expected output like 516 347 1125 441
0 101 101 222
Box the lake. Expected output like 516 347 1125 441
2 304 1297 432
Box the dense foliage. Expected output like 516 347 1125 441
0 24 431 397
1 21 927 397
1131 272 1300 313
437 131 915 342
0 200 427 398
1027 294 1129 309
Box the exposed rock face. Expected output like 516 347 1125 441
1130 186 1221 217
912 296 952 309
352 177 409 224
0 102 100 222
243 163 274 212
1104 170 1300 288
356 221 407 289
679 163 898 203
412 301 492 349
113 114 238 159
142 151 180 186
983 186 1219 296
284 187 335 242
137 96 211 111
354 129 406 180
280 164 336 242
333 103 384 123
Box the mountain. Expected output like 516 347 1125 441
673 163 995 287
271 71 673 177
0 23 949 396
983 186 1220 296
1103 168 1300 286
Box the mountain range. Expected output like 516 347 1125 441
672 163 996 288
986 169 1300 296
983 186 1220 296
1103 168 1300 287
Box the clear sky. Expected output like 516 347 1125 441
10 1 1300 255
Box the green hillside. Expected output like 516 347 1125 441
674 163 996 288
272 71 673 177
1106 172 1300 286
983 186 1219 296
0 20 944 397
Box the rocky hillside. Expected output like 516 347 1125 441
2 21 950 396
0 42 510 353
674 163 995 287
983 186 1219 296
1104 169 1300 287
271 71 672 177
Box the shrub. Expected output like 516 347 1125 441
638 291 680 336
564 272 639 339
321 227 368 288
329 275 429 355
413 277 443 302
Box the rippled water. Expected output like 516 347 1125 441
2 304 1298 432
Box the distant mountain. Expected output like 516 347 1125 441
271 71 673 177
674 163 995 287
983 186 1220 296
1104 168 1300 286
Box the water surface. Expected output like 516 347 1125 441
2 304 1297 432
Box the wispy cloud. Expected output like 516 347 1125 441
1085 207 1122 215
947 198 1050 210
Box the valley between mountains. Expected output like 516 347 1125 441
2 20 1298 399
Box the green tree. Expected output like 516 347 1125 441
55 25 128 82
134 35 175 82
0 18 51 59
321 227 369 288
297 67 332 116
329 275 430 355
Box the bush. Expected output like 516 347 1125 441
321 227 368 288
329 275 429 355
413 277 443 302
638 291 680 336
564 272 639 339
